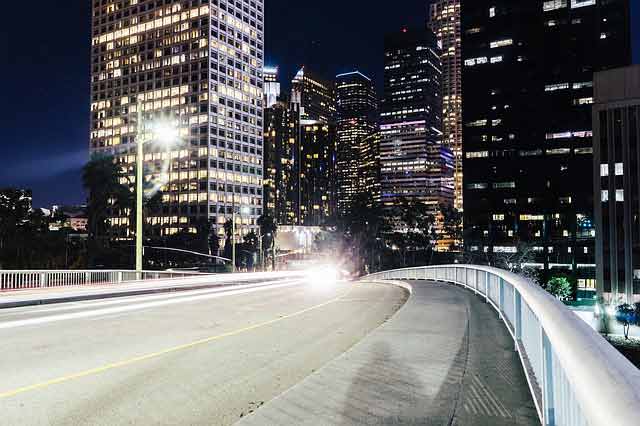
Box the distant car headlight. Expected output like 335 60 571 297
307 265 339 287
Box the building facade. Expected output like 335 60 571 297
263 66 280 108
290 67 337 226
291 67 336 123
428 0 463 212
593 65 640 303
380 29 452 215
335 71 379 215
90 0 265 242
462 0 630 288
300 120 337 226
263 96 298 226
262 66 337 227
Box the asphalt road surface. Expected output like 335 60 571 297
0 278 407 425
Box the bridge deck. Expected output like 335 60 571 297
238 280 539 425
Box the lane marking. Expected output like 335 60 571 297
0 280 305 330
0 284 353 399
0 279 296 318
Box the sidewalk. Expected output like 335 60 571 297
237 280 538 425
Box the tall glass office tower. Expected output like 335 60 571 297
380 29 453 215
462 0 631 287
90 0 265 243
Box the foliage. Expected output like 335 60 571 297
340 193 389 274
0 188 87 269
82 155 130 241
257 214 277 270
439 203 463 252
615 303 640 340
545 276 573 300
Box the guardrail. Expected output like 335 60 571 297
363 265 640 426
0 270 206 291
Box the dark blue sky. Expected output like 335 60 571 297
0 1 638 207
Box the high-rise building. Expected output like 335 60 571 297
593 65 640 303
335 71 379 215
428 0 463 212
380 29 453 215
90 1 265 243
462 0 631 286
291 66 336 123
300 120 337 226
264 66 281 108
263 99 298 224
262 66 337 227
290 67 337 226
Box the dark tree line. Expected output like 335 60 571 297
0 189 86 269
338 194 461 275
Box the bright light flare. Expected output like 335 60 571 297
306 264 340 288
153 122 180 147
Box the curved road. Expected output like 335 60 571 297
0 278 406 425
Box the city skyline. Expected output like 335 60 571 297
2 1 639 208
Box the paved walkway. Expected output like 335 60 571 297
237 280 539 425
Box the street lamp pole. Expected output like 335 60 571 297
136 107 144 273
232 196 236 273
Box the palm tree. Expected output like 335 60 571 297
82 155 130 242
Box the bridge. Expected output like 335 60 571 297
0 265 638 425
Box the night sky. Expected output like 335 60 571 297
0 1 638 207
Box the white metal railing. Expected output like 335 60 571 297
0 270 206 291
364 265 640 426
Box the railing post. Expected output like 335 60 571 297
474 269 478 295
485 271 490 302
541 330 555 426
514 290 522 352
40 272 47 288
117 271 123 284
499 277 505 319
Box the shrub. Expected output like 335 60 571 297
545 277 572 300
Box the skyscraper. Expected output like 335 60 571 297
300 120 337 226
290 67 337 225
264 66 281 108
593 65 640 303
291 66 336 123
263 67 298 225
428 0 463 212
335 71 379 215
462 0 631 286
90 0 265 244
380 29 453 215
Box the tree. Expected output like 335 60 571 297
82 155 130 242
439 203 463 252
0 188 32 253
615 303 639 340
340 193 389 274
493 242 541 283
391 197 436 267
222 219 234 261
545 277 572 300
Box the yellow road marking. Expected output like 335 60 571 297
0 285 353 399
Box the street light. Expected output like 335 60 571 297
136 109 179 273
